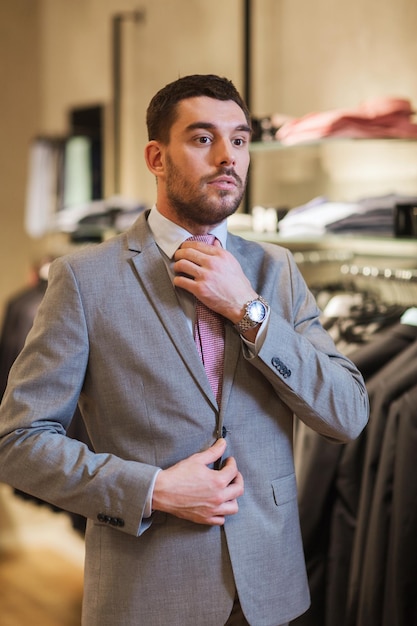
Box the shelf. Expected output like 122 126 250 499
229 230 417 265
247 138 417 213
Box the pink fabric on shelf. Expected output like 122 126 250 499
276 97 417 145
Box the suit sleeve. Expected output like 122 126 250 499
0 257 159 537
248 248 369 443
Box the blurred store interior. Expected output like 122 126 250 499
1 0 417 624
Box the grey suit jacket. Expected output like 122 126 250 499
0 212 368 626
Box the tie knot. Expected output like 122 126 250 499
187 234 216 246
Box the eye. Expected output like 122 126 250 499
196 135 212 145
232 137 248 147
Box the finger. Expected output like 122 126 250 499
204 498 240 525
173 251 206 272
175 243 220 263
173 258 202 279
211 491 242 523
228 468 244 488
205 515 226 526
194 437 227 466
217 456 241 486
179 240 218 253
225 471 244 500
174 246 198 262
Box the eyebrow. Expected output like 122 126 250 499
185 121 252 134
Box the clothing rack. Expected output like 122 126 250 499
285 245 417 307
340 263 417 281
338 264 417 307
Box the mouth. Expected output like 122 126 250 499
208 175 238 190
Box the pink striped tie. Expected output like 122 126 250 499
188 235 225 403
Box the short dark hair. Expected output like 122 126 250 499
146 74 251 143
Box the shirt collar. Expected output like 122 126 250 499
147 205 228 259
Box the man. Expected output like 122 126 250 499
0 75 369 626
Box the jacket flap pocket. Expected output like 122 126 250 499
271 473 297 506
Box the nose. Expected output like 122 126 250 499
216 138 236 167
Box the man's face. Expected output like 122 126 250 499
159 96 251 228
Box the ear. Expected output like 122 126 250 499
144 140 165 176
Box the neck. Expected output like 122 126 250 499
155 203 223 235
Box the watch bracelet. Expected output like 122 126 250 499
234 295 269 334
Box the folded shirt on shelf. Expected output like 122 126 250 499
275 97 417 145
277 193 417 238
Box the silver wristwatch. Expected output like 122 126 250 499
234 296 269 334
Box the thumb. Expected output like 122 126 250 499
197 438 227 466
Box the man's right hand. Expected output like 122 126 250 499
152 438 244 526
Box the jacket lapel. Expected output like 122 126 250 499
126 214 217 407
219 234 252 415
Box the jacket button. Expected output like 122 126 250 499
271 356 291 378
97 513 125 527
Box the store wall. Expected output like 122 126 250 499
0 1 42 314
1 0 417 314
251 0 417 115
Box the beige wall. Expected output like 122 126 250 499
251 0 417 116
38 0 243 204
1 0 417 312
0 1 42 310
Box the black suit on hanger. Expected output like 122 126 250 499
0 281 47 399
348 321 417 381
356 392 401 626
346 341 417 626
326 322 417 625
290 420 344 626
382 382 417 626
291 321 417 626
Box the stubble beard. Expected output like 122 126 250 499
165 155 247 227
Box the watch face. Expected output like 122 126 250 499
248 300 267 323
